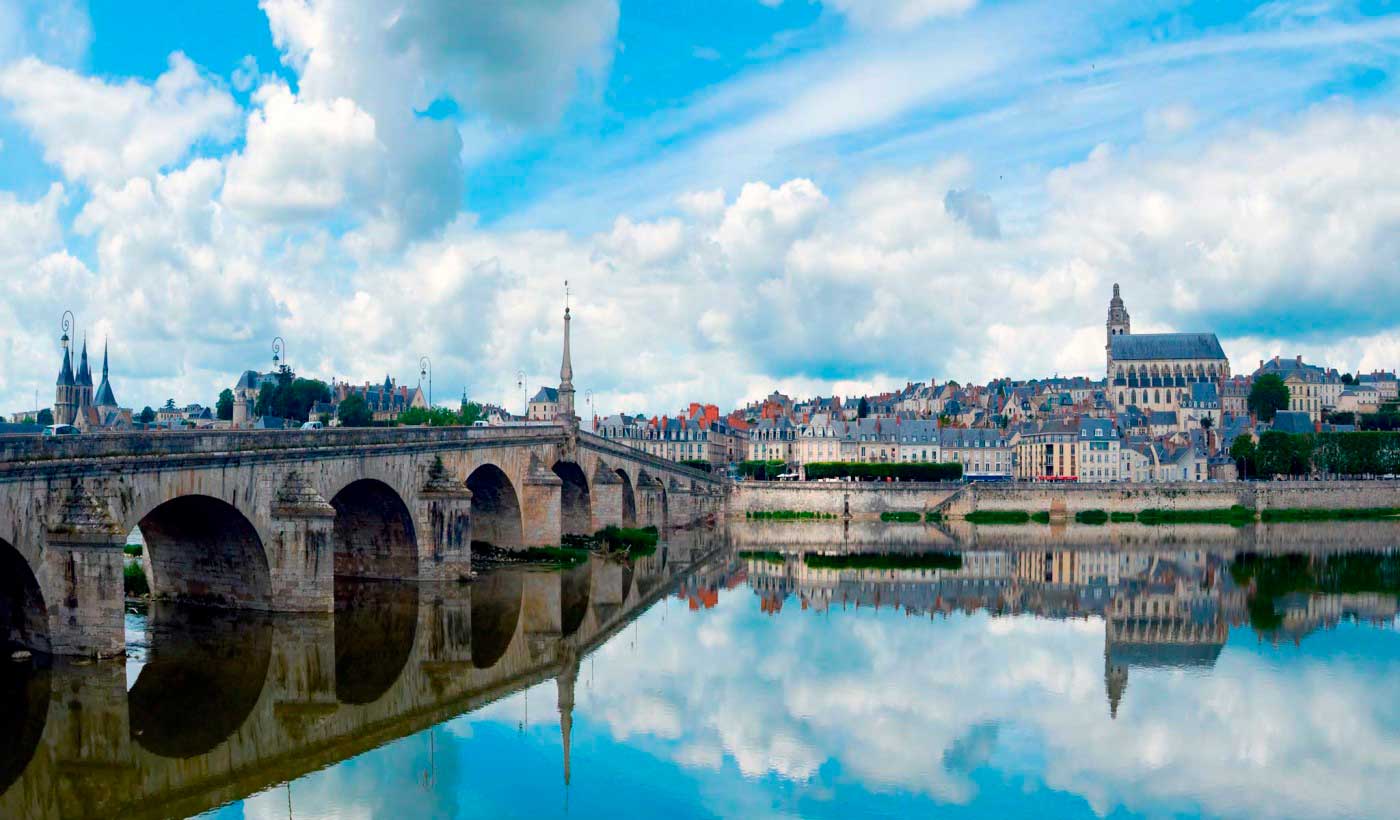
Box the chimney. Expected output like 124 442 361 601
1296 355 1303 364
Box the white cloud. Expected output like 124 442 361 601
826 0 979 31
223 82 382 223
0 52 239 186
0 0 91 67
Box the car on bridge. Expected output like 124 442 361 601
42 424 80 437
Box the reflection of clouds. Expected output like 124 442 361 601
579 590 1400 818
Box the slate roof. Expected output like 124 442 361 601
530 386 559 403
1270 411 1314 435
1109 333 1227 361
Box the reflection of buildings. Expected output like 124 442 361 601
736 547 1397 718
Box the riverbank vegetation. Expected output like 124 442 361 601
746 510 837 520
738 550 787 565
1259 507 1400 522
124 562 148 596
879 511 922 522
1230 551 1400 631
123 543 143 557
965 510 1032 524
804 551 963 571
737 460 788 480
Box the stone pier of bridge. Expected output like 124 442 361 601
0 424 722 657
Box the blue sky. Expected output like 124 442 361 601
2 0 1400 415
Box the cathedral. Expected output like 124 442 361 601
54 329 130 430
1105 284 1230 414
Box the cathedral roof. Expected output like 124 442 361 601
1109 333 1226 361
77 339 93 387
57 346 74 386
94 342 117 407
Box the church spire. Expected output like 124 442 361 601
94 338 118 409
557 650 580 787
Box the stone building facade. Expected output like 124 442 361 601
1105 284 1230 414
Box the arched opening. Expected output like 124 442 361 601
0 539 48 655
128 604 273 758
467 465 524 550
615 469 637 527
137 495 272 609
560 562 591 638
331 479 418 579
552 462 592 536
334 580 418 705
471 569 523 669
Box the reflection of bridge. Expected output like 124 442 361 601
0 424 724 656
0 532 722 820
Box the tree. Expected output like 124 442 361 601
1341 372 1356 386
857 397 870 418
36 408 54 426
162 398 176 411
139 406 156 424
216 388 234 421
337 393 372 427
459 399 484 426
1248 374 1290 422
1229 436 1256 479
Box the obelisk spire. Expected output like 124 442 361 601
558 281 576 421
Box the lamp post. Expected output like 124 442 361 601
419 356 432 408
516 369 526 417
272 336 285 373
585 389 594 428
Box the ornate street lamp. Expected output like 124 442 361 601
419 356 432 408
516 369 526 416
272 336 285 373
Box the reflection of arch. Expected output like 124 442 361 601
615 469 637 527
331 479 418 579
0 538 48 654
471 570 523 669
0 663 49 796
128 605 273 758
467 465 524 550
560 562 591 638
335 580 418 705
138 495 272 609
552 462 591 536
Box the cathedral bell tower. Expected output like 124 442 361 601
1106 283 1131 348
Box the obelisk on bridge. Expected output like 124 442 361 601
557 290 577 429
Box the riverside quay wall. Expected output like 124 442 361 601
729 480 1400 520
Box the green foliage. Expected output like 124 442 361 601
1030 511 1051 523
1136 505 1255 525
746 510 837 520
1260 507 1400 522
398 400 486 427
1255 431 1314 478
254 372 331 422
965 510 1031 524
925 511 943 522
596 525 660 555
1248 374 1290 422
459 400 484 426
804 551 963 571
123 543 143 557
1341 372 1356 386
162 398 176 410
1229 436 1257 477
123 562 149 596
1074 509 1109 525
1358 410 1400 431
1110 511 1136 522
138 406 155 424
680 459 713 472
337 393 372 427
803 461 963 482
879 511 923 523
1230 552 1400 632
36 408 53 426
1310 432 1400 476
737 460 788 480
1325 411 1356 426
857 397 870 418
216 388 234 421
738 550 787 566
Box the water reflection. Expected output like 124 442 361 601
1 524 1398 819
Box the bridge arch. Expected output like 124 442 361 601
330 479 419 579
471 570 523 669
137 495 273 609
335 580 418 705
128 606 273 759
0 661 49 798
0 538 48 655
552 461 592 536
466 464 524 550
615 469 637 527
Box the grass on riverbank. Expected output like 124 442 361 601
925 511 943 522
747 510 837 520
1260 507 1400 522
738 550 787 566
879 511 923 523
1136 505 1255 526
124 562 148 596
123 543 142 557
804 551 963 571
1074 509 1109 525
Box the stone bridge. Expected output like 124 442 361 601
0 531 725 820
0 424 724 657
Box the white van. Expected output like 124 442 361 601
300 420 324 430
775 472 800 481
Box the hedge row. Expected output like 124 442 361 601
802 461 963 482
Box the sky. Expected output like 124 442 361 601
2 0 1400 417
